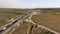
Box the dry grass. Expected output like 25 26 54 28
0 9 57 34
11 21 54 34
0 9 28 27
0 13 18 27
0 8 33 27
12 21 33 34
32 27 54 34
32 14 60 33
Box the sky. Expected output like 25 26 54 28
0 0 60 8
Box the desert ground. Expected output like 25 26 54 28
0 8 60 34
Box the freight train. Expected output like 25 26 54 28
0 15 23 33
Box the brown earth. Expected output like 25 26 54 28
32 14 60 33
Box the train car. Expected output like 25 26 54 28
0 27 7 33
6 20 18 28
17 15 24 20
12 20 18 24
0 29 4 33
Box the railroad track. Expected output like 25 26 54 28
0 11 33 34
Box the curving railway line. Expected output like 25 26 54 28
0 12 32 34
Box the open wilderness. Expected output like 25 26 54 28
0 8 60 34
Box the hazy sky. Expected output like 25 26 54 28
0 0 60 8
